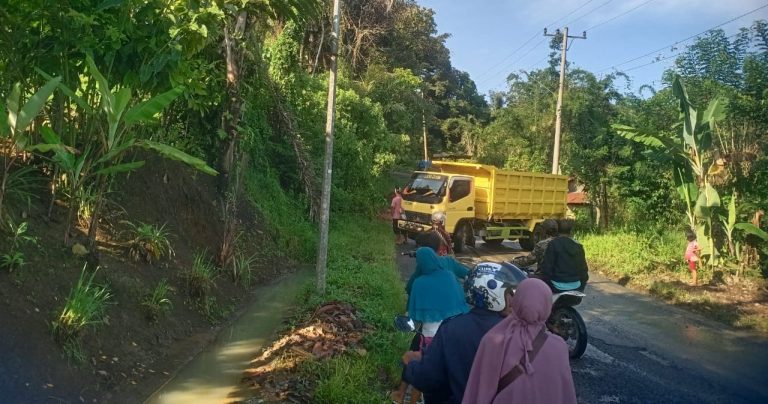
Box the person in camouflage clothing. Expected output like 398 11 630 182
512 219 559 270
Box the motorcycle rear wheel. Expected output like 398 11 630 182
548 307 588 359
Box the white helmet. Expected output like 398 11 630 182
431 211 446 226
465 262 525 311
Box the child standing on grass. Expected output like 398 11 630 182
685 231 700 286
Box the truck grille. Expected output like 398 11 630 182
403 211 432 224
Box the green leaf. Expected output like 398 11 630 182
96 139 135 165
124 87 183 126
703 97 726 124
734 223 768 241
0 98 7 137
26 143 78 154
6 83 21 132
138 140 218 176
86 55 114 115
613 124 667 149
39 125 61 144
95 161 145 176
728 194 736 230
35 68 93 112
16 77 61 133
694 184 720 218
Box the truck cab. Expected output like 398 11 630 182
399 172 475 236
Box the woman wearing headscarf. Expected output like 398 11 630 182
392 247 470 403
407 247 470 343
462 278 576 404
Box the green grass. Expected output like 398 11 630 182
141 279 173 323
579 228 687 284
294 216 410 403
52 265 113 342
580 229 768 334
244 170 317 262
184 251 217 300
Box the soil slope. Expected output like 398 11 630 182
0 153 288 402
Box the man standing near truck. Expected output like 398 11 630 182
391 187 405 244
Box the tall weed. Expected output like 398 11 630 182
52 265 112 342
141 279 173 322
184 251 217 299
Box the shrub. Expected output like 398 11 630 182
121 221 175 264
230 251 257 288
52 265 112 342
184 251 217 299
141 279 173 322
1 220 37 272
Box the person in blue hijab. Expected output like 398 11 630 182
407 247 470 341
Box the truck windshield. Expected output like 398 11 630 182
402 173 446 204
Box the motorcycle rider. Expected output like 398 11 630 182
536 219 589 292
401 262 525 403
430 211 453 256
511 219 558 270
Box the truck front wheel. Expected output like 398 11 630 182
518 223 544 251
453 222 472 253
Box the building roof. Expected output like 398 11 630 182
567 192 589 205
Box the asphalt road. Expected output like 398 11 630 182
396 239 768 404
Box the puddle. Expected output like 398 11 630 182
145 269 313 404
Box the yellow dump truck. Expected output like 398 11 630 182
398 161 568 252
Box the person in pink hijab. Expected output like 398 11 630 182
462 278 577 404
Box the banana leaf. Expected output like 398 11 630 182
694 184 720 218
735 223 768 241
138 140 218 176
16 77 60 133
95 161 145 176
124 87 184 127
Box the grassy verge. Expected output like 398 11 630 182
580 229 768 333
294 216 410 403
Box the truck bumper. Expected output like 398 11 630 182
397 220 431 233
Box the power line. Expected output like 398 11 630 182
473 32 540 81
584 0 656 32
597 2 768 73
474 0 597 82
477 38 547 86
621 30 745 73
565 0 614 27
547 0 597 29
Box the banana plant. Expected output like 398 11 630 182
0 77 62 222
38 56 217 245
719 193 738 257
614 76 726 266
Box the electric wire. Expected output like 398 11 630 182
597 2 768 73
565 0 614 27
620 30 746 73
473 0 596 82
584 0 656 32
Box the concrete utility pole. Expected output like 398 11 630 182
316 0 341 294
544 27 586 174
421 90 428 161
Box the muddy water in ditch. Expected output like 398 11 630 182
145 269 312 404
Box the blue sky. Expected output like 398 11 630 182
417 0 768 98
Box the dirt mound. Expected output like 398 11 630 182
237 301 372 403
0 153 284 402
